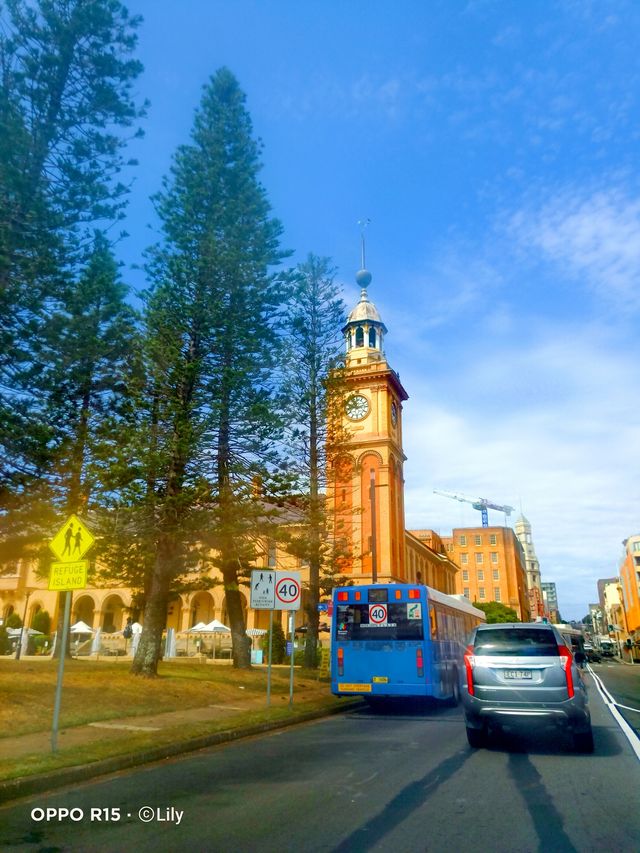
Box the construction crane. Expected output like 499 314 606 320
433 489 515 528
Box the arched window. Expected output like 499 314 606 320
368 327 376 347
355 326 364 347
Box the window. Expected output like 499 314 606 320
633 541 640 552
368 327 376 347
473 627 559 656
355 326 364 347
475 553 483 564
492 569 499 580
460 553 468 564
459 535 467 546
489 534 497 545
478 587 486 600
463 588 470 599
462 570 469 581
494 588 501 601
491 552 498 564
477 569 484 581
474 535 482 546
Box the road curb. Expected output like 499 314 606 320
0 700 364 805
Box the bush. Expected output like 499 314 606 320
287 647 321 667
32 635 52 655
32 610 51 635
5 612 22 629
261 620 287 664
0 626 11 655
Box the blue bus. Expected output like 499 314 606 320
331 583 485 703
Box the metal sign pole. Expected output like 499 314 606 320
267 609 273 708
51 590 72 753
289 612 295 707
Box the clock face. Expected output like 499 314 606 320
345 394 369 420
391 400 398 426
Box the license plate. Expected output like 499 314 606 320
504 670 532 679
372 676 388 683
338 683 372 692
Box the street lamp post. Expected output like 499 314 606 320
15 589 32 661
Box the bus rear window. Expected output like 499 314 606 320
335 603 424 641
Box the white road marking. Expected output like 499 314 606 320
587 666 640 762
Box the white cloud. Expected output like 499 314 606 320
508 186 640 314
399 323 639 620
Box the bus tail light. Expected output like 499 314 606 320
416 647 424 677
337 591 348 601
337 647 344 677
558 644 574 698
463 644 475 696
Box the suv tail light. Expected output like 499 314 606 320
558 644 574 698
337 647 344 677
416 647 424 677
463 643 475 696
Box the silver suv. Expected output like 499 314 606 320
461 622 593 752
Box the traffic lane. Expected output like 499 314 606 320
588 660 640 736
377 674 640 853
2 687 640 853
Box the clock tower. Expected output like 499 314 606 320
330 267 409 582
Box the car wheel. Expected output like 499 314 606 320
466 725 486 748
574 727 594 753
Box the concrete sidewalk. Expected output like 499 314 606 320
0 683 357 804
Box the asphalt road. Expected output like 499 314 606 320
2 669 640 853
588 660 640 737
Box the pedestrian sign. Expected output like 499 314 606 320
250 570 301 611
250 570 276 609
49 561 89 591
49 515 95 563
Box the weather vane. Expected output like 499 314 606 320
357 218 371 269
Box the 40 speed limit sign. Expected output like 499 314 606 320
274 571 301 611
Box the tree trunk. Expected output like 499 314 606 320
52 591 72 659
130 548 172 677
222 562 251 669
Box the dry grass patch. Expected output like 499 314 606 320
0 659 329 737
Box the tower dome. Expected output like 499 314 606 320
342 268 387 363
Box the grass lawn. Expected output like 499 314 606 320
0 658 343 785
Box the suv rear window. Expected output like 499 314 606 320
473 627 559 657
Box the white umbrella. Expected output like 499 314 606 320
203 619 231 632
7 627 43 636
69 620 94 634
246 628 267 637
187 622 208 632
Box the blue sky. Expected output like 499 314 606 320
119 0 640 620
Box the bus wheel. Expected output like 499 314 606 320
445 671 460 707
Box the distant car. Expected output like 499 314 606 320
586 649 601 663
461 622 593 752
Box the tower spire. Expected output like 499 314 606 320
357 218 371 273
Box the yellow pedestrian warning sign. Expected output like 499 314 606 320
49 515 95 563
48 561 89 591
